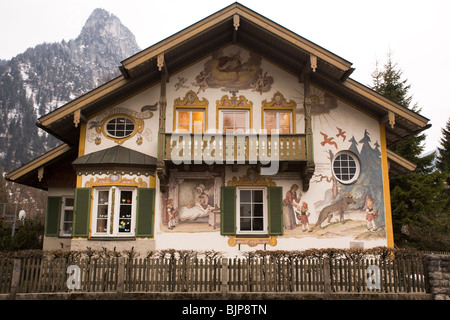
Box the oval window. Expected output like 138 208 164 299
332 151 361 184
105 117 135 139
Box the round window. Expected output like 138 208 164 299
105 117 135 139
332 151 360 184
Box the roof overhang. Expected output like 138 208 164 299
35 2 430 149
5 144 77 190
387 149 417 177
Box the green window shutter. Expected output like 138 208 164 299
268 186 283 235
136 188 155 237
73 188 92 237
221 186 236 235
45 196 61 237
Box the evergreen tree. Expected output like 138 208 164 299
371 53 449 250
436 118 450 173
371 53 434 172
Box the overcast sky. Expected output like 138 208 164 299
1 0 449 154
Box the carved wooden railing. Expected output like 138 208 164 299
164 133 307 163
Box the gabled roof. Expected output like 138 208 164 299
36 3 429 149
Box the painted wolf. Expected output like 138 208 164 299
315 195 356 228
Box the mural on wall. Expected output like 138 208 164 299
278 127 385 241
163 175 223 232
294 86 338 128
310 128 385 240
192 48 273 94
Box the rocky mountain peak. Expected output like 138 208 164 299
77 8 139 58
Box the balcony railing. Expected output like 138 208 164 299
164 133 307 163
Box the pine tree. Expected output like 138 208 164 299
371 52 449 250
371 52 434 172
436 118 450 173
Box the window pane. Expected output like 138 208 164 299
65 198 74 207
240 190 251 202
192 111 204 133
240 204 251 217
118 190 133 233
240 218 252 231
253 204 263 217
96 190 109 233
253 218 264 231
177 111 190 132
252 190 263 202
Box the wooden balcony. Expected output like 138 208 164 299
164 133 308 163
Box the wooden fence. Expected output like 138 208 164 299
0 255 428 296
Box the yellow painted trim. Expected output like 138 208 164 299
76 175 83 188
78 122 86 157
380 124 394 248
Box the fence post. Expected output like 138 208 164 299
222 258 228 298
117 258 125 298
9 259 21 300
323 258 332 294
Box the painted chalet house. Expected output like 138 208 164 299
6 4 429 256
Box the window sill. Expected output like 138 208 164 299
88 237 136 241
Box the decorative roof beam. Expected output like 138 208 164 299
232 14 239 42
157 53 169 81
73 109 87 127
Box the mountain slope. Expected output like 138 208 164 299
0 8 140 171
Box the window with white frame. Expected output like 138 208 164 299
175 109 205 133
219 109 249 134
59 196 74 236
92 187 136 237
264 110 293 134
332 151 361 184
237 187 267 235
105 116 136 139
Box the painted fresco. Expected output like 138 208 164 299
192 47 273 94
163 175 223 232
156 45 387 250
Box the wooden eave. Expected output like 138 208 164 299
5 144 77 190
387 149 417 177
35 2 429 149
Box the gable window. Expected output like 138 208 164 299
219 110 249 133
60 196 74 236
332 151 361 184
105 116 135 139
176 109 205 133
264 110 293 134
92 187 137 237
